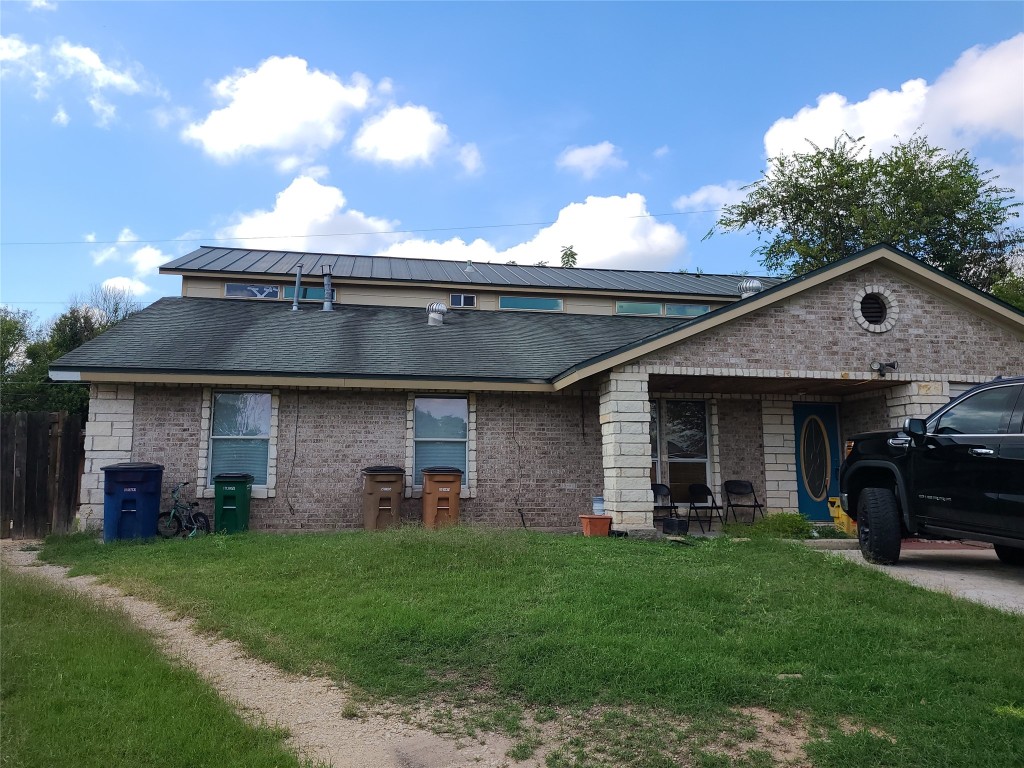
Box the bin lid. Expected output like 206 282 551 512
362 465 404 474
101 462 164 472
421 466 464 475
214 472 255 482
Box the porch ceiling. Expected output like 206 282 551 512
648 374 895 397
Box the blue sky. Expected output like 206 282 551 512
2 1 1022 320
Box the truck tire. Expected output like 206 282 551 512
994 544 1024 566
858 487 902 565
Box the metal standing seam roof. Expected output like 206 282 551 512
51 297 693 383
160 247 782 298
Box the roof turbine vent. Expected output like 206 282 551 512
738 277 764 299
426 301 449 326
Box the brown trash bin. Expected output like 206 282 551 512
421 466 463 529
361 466 405 530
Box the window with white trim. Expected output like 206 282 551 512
413 397 468 483
450 293 477 308
209 392 272 484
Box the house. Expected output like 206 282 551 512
51 244 1024 533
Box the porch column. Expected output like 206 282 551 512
885 382 948 428
599 368 653 530
77 383 135 529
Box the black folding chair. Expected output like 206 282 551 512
723 480 766 523
651 483 679 520
687 483 725 533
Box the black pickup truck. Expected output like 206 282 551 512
839 376 1024 565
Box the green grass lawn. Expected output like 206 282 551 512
0 566 311 768
38 528 1024 768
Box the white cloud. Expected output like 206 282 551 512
182 56 370 164
151 104 191 129
102 277 150 296
51 40 140 94
923 34 1024 144
0 34 48 95
128 245 169 277
673 181 749 212
89 229 170 279
52 105 68 126
653 145 670 159
381 193 686 270
217 175 401 253
556 141 627 180
29 0 57 10
352 104 450 166
458 143 483 175
84 232 96 242
88 94 116 126
764 33 1024 158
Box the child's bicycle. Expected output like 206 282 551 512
157 481 211 538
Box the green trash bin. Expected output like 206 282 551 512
214 473 254 533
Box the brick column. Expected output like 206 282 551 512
761 401 797 513
77 383 135 529
599 368 653 529
885 382 948 428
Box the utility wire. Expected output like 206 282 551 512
0 208 723 247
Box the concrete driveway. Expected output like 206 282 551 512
834 543 1024 615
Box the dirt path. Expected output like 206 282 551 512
1 541 539 768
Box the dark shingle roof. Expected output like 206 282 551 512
52 298 691 384
160 247 780 298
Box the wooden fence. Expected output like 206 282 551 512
1 412 84 539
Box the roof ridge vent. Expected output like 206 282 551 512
738 277 764 299
426 301 449 326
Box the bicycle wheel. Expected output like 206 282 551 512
192 513 211 536
157 512 182 538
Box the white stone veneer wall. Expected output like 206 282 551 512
77 383 135 529
761 400 798 512
599 368 653 529
884 381 949 428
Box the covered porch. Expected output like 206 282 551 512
598 366 958 531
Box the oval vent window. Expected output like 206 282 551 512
860 293 888 324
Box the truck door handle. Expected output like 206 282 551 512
968 448 995 457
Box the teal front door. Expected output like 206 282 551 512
794 403 841 522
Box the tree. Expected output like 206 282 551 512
0 286 142 416
1 306 34 378
710 134 1023 290
560 245 578 268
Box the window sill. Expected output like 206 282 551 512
200 486 274 499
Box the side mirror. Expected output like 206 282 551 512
904 417 927 447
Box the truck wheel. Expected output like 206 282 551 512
858 488 902 565
994 545 1024 566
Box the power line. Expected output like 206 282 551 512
0 208 723 247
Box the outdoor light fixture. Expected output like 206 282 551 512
870 360 899 377
464 259 477 274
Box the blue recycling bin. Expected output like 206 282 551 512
102 462 164 543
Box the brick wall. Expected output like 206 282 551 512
640 264 1023 376
716 399 766 504
840 394 889 441
469 392 602 529
124 386 600 532
258 389 409 531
